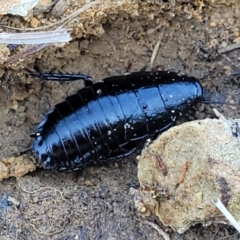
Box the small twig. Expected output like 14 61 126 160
212 109 226 120
6 44 47 65
18 182 66 200
212 198 240 233
175 161 189 189
29 223 65 236
150 40 161 69
156 155 168 176
218 43 240 54
188 229 199 240
18 182 47 194
178 161 189 184
211 226 220 240
138 219 170 240
218 233 240 239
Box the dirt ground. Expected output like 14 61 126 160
1 2 240 240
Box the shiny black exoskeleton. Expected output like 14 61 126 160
30 71 203 171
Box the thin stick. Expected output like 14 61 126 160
150 40 161 68
138 219 170 240
218 43 240 54
212 198 240 233
6 44 47 65
29 223 65 236
212 109 226 120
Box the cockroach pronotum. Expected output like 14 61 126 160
28 70 219 171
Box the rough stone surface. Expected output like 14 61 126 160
135 118 240 233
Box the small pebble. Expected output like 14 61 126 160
140 206 146 213
30 18 40 28
84 180 92 186
233 31 240 38
10 100 18 111
17 105 26 113
210 21 217 27
50 0 66 18
32 196 39 203
8 196 20 206
72 196 79 202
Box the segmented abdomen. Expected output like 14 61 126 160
33 71 202 171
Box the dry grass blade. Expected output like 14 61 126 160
212 198 240 233
4 1 101 64
150 40 161 69
0 29 71 44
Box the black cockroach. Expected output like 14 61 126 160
29 70 206 171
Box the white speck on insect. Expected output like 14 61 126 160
171 110 175 113
124 123 131 129
108 130 111 135
97 89 102 95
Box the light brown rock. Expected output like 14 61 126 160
134 118 240 233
